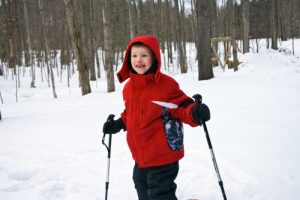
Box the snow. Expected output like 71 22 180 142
1 40 300 200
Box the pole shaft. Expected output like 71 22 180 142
104 134 112 200
203 122 227 200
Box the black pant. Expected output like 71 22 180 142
133 161 179 200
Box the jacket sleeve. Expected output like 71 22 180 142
165 79 198 127
170 99 198 127
119 83 128 130
120 109 127 128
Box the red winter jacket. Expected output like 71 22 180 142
117 35 198 168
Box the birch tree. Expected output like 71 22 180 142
102 0 115 92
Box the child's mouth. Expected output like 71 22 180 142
136 64 145 69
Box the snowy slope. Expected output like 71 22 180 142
0 40 300 200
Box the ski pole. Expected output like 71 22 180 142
193 94 228 200
102 114 114 200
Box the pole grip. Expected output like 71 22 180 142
192 94 202 104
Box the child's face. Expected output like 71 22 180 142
130 45 153 74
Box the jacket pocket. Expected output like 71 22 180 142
161 107 184 151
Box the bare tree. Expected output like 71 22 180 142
165 0 173 65
102 0 115 92
242 0 249 53
174 0 187 73
64 0 91 95
0 91 3 104
5 0 20 101
210 0 218 60
289 0 295 55
0 62 3 76
23 0 35 87
37 0 57 98
2 0 300 98
79 0 96 81
5 0 18 70
271 0 278 50
195 0 213 80
127 0 135 38
228 0 238 71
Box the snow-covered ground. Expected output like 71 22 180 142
0 40 300 200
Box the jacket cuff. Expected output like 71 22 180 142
117 117 126 131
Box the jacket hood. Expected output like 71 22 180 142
117 35 161 83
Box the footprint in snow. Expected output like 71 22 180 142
9 170 37 181
42 183 66 200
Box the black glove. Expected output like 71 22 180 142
103 114 126 134
191 103 210 125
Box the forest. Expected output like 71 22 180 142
0 0 300 96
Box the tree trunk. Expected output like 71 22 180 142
174 0 187 73
0 62 3 76
210 0 218 65
6 0 18 70
0 91 3 104
102 0 115 92
271 0 278 50
165 0 173 65
191 0 198 59
127 0 135 38
195 0 213 80
242 0 249 53
228 0 238 71
80 0 96 81
278 0 287 41
137 0 143 35
38 0 57 98
23 0 35 87
289 0 295 55
64 0 91 95
89 0 97 81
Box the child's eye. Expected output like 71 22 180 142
142 54 148 57
131 55 137 58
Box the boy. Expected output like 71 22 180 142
103 35 210 200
